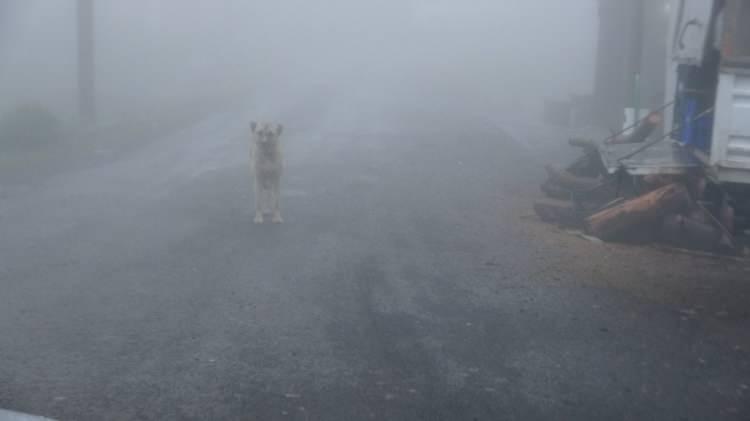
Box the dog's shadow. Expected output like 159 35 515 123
246 218 287 245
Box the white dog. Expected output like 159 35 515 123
250 121 284 224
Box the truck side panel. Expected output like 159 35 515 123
711 70 750 183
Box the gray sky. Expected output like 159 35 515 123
0 1 597 121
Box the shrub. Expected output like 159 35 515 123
0 103 61 149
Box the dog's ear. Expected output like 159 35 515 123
250 121 257 133
275 124 284 136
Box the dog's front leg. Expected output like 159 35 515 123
271 181 283 224
253 178 264 224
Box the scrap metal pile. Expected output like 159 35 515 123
534 111 742 255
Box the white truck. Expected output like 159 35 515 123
667 0 750 185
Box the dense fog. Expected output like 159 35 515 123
1 0 596 125
9 4 749 420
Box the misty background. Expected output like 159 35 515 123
1 0 596 129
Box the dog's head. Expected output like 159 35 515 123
250 121 283 147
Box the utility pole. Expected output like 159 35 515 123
631 0 644 123
77 0 96 124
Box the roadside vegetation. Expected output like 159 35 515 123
0 95 242 185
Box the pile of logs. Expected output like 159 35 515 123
533 118 737 254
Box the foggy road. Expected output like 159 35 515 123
1 107 748 421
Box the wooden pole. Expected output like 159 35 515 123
77 0 96 124
631 0 644 122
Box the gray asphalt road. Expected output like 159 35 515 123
1 107 748 421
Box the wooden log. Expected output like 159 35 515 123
566 152 607 178
565 154 593 175
642 174 675 192
720 201 735 234
540 180 571 200
595 197 626 213
545 165 601 192
585 183 692 241
534 198 582 227
661 214 722 251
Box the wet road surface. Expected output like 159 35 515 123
1 107 749 420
